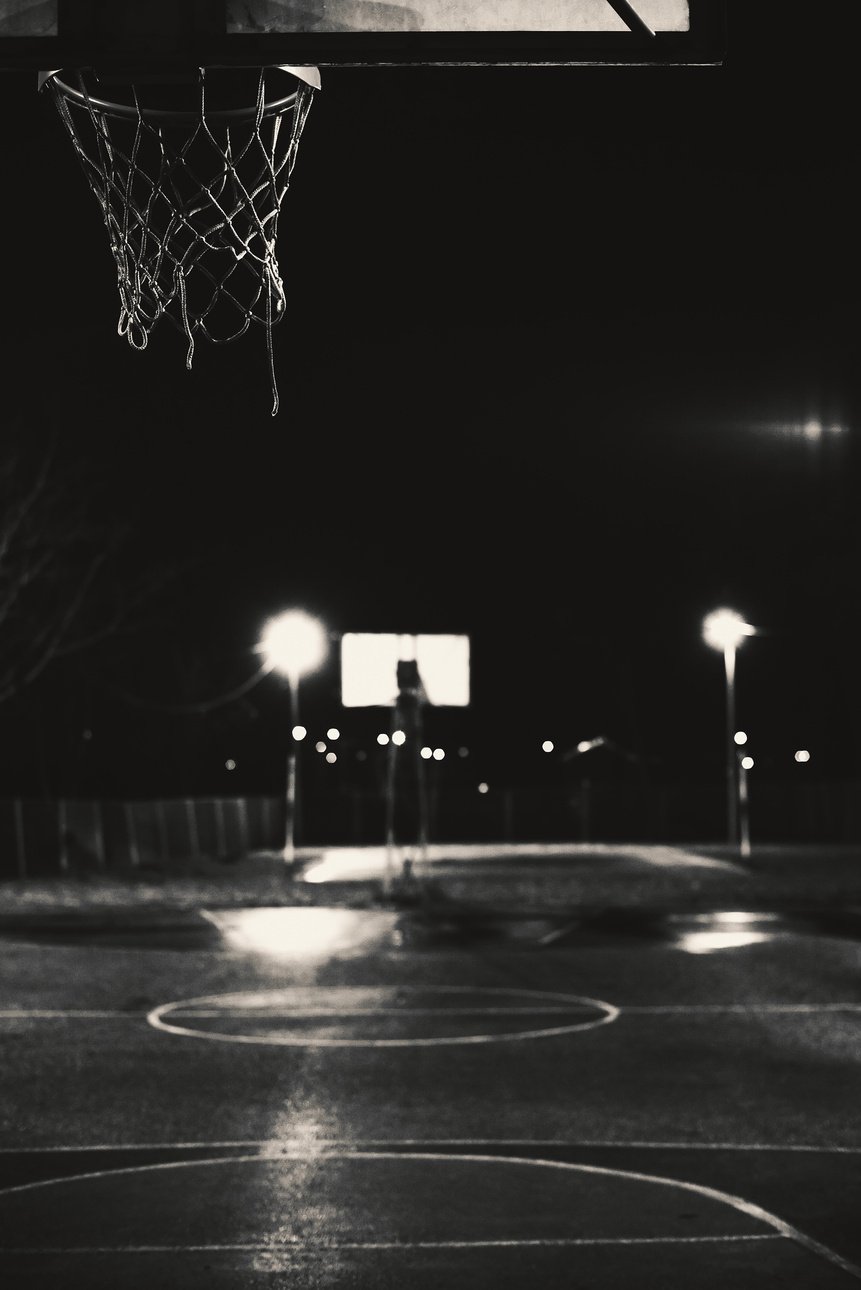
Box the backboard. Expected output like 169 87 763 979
341 633 470 707
0 1 726 70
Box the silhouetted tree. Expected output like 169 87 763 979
0 435 182 705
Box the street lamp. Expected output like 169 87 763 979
259 610 328 865
703 608 755 850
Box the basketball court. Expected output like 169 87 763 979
1 891 860 1286
0 3 858 1285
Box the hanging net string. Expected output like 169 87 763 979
45 66 316 415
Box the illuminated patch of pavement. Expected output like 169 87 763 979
1 905 859 955
402 907 861 952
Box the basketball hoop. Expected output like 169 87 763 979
42 65 319 415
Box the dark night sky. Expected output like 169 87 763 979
1 0 860 797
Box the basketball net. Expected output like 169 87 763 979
44 66 318 415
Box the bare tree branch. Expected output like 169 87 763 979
0 437 188 705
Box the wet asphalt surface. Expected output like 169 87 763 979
1 900 860 1287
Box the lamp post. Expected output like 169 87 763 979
703 609 755 850
259 610 328 865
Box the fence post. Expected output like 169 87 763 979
237 798 249 855
214 798 227 858
154 800 169 866
185 799 200 858
93 800 107 869
124 802 140 869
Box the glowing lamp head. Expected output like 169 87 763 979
703 609 755 652
259 610 327 681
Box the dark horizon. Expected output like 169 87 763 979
1 0 860 806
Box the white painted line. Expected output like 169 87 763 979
0 1150 856 1279
0 1010 137 1018
1 1234 784 1253
147 985 620 1048
2 1137 861 1154
3 1001 856 1023
620 1004 861 1014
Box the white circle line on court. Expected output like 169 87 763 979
0 1150 856 1279
146 985 620 1047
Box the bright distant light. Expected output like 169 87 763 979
259 610 328 680
803 419 823 442
315 741 327 753
741 755 754 770
420 746 433 759
795 749 811 763
377 733 390 746
734 731 748 746
703 608 755 652
291 725 307 741
327 728 340 741
542 740 554 753
225 759 236 770
433 748 445 761
478 782 489 794
325 752 337 764
391 730 406 746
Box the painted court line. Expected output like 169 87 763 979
0 1151 857 1279
147 985 620 1047
0 1010 138 1018
4 1001 858 1020
621 1004 861 1014
2 1234 783 1253
2 1138 861 1154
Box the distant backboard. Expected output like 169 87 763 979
341 633 470 707
0 1 726 69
